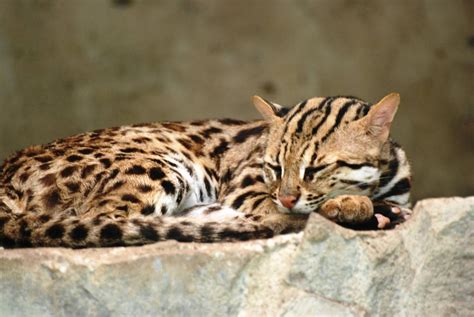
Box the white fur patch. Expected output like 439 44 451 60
184 204 244 222
374 148 411 201
342 166 381 183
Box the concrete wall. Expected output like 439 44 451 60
0 0 472 200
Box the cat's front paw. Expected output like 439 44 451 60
318 195 374 223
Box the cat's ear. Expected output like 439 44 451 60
363 93 400 142
252 96 288 122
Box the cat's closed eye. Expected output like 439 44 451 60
303 164 330 181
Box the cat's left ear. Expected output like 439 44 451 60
252 96 288 122
363 93 400 142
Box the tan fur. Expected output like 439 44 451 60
0 93 411 248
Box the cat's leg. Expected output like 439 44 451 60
217 182 309 234
318 195 408 230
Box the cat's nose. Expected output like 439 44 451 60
279 195 299 209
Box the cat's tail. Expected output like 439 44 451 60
0 207 274 248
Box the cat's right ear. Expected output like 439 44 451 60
363 92 400 142
252 96 288 122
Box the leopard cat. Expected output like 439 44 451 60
0 93 411 248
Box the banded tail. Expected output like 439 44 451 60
0 205 273 248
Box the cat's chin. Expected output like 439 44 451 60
276 204 313 215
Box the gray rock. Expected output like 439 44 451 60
0 197 472 316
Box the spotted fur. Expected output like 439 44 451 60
0 93 411 248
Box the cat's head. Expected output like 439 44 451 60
253 93 399 214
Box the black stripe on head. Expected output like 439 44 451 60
355 103 371 119
311 98 335 136
362 104 370 116
282 99 312 136
320 100 357 143
376 177 411 200
295 97 331 134
379 159 399 188
310 142 320 165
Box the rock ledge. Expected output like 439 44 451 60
0 197 473 316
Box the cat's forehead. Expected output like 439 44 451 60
281 96 369 135
265 96 372 164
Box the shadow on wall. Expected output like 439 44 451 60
0 0 472 201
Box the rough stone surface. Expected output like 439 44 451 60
0 197 473 316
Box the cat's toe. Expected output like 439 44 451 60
375 213 391 228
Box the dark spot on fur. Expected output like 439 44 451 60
138 184 153 193
19 172 31 183
40 173 56 186
117 205 128 212
211 139 229 156
52 148 66 156
35 155 53 163
161 206 168 215
233 125 266 143
44 190 61 208
70 224 89 241
121 147 144 154
110 181 125 191
92 217 103 226
189 134 205 144
78 148 94 155
132 137 152 144
201 127 222 138
60 166 77 178
94 171 105 183
178 138 193 148
100 223 123 240
231 191 258 209
200 225 215 242
99 158 112 168
39 214 51 223
46 223 65 239
149 167 165 180
241 175 256 187
166 227 193 242
66 155 83 162
218 229 243 240
141 205 155 215
139 225 159 241
219 118 246 125
126 165 146 175
39 163 51 170
121 194 140 203
161 180 176 195
221 169 233 184
65 182 80 193
98 200 110 207
252 197 266 210
81 165 96 178
162 122 186 132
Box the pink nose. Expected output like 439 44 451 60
279 195 299 209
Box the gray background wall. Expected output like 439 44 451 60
0 0 472 201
